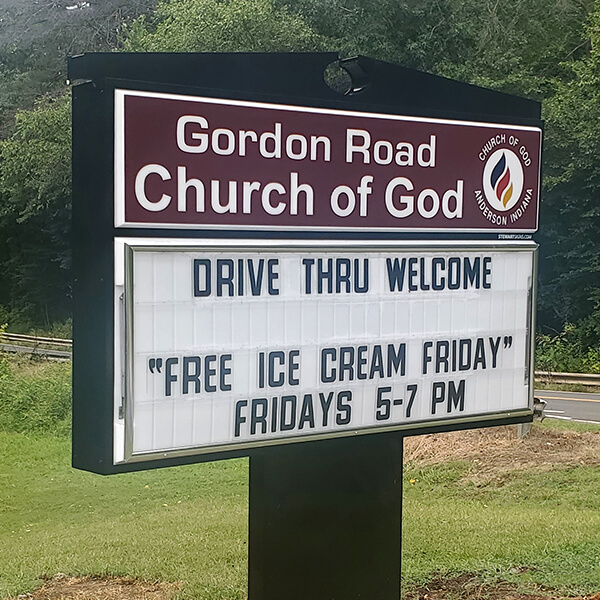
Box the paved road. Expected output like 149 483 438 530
534 389 600 425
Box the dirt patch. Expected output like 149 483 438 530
404 425 600 480
17 573 598 600
403 573 600 600
12 574 180 600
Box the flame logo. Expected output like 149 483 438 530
490 152 513 207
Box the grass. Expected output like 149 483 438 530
402 460 600 593
0 433 249 599
1 356 599 599
535 381 600 394
538 415 600 433
0 356 71 436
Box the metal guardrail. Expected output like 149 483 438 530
0 332 73 360
0 332 72 348
1 334 600 386
534 370 600 387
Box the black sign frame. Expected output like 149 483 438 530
71 52 541 475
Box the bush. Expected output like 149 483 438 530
535 323 600 374
583 346 600 374
0 308 72 339
28 318 72 340
0 357 71 436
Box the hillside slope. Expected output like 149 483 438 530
0 0 156 133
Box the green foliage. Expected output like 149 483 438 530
0 0 597 338
275 0 600 344
0 94 72 325
0 357 72 436
0 0 158 134
536 324 584 372
583 345 600 373
535 322 600 373
0 1 326 331
1 94 71 221
122 0 326 52
433 0 592 94
27 318 73 340
537 1 600 330
278 0 591 94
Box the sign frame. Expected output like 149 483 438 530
70 52 542 475
113 237 537 466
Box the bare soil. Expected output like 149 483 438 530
403 573 600 600
12 574 180 600
15 570 600 600
404 425 600 482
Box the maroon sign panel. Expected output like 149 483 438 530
115 90 541 232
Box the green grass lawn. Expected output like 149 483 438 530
1 357 599 599
402 456 600 593
0 433 249 599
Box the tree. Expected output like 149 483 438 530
0 94 71 325
0 0 157 136
122 0 326 52
1 0 598 340
125 0 600 342
277 0 592 97
537 0 600 337
0 0 325 327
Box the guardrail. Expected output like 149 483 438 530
534 370 600 387
1 334 600 387
0 332 72 360
0 332 72 348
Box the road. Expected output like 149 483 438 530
534 389 600 425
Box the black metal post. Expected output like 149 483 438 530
248 433 404 600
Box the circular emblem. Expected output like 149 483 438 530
482 149 524 212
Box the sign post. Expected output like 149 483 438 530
70 53 542 599
248 434 404 600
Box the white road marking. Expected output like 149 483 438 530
546 415 600 424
